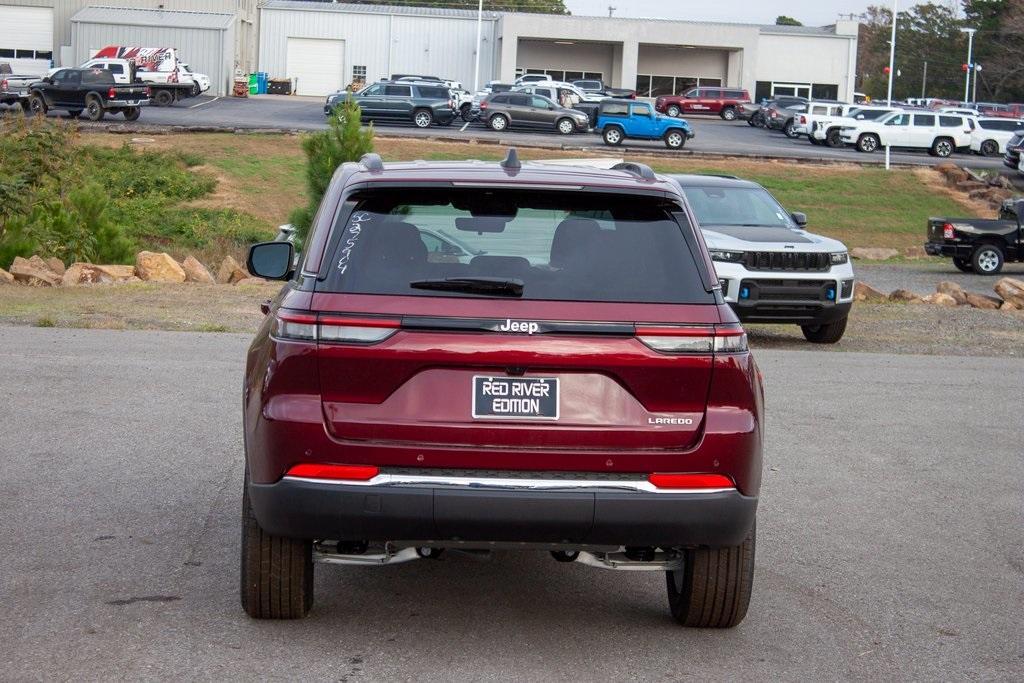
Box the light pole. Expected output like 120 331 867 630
886 0 898 105
961 27 976 104
473 0 483 93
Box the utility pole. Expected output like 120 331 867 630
473 0 483 93
886 0 898 106
961 27 976 103
921 61 927 98
973 63 979 103
608 6 616 17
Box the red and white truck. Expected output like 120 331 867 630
49 46 197 106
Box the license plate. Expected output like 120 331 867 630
125 100 138 105
472 376 559 421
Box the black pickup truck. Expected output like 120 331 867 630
925 198 1024 274
26 67 149 121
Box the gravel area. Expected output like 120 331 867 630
855 260 1024 297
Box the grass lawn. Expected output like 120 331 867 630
78 130 979 262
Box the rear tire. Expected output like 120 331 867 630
931 137 954 158
952 257 973 273
971 244 1004 275
825 128 843 148
808 136 821 146
488 113 508 131
123 106 141 121
413 108 433 128
556 117 575 135
154 89 174 107
191 82 201 98
240 467 313 619
801 315 848 344
28 94 47 116
979 139 999 157
85 96 104 122
783 119 799 138
602 125 623 146
460 104 473 122
666 521 755 628
720 106 737 121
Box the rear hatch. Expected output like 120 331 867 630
309 186 723 468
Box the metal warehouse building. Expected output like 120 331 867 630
0 0 256 94
257 1 859 101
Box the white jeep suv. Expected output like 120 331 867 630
672 174 854 344
808 104 897 147
841 110 974 157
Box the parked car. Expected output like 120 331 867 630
970 117 1024 156
925 198 1024 274
0 71 36 110
513 82 584 107
240 150 763 627
765 101 808 137
594 99 694 148
938 106 982 117
654 87 752 121
808 104 896 147
514 74 550 85
746 96 807 128
179 63 210 97
841 111 973 157
479 91 588 134
672 174 854 343
27 67 149 121
1003 130 1024 169
790 100 847 140
325 81 456 128
571 79 635 100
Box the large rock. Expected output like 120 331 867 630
851 247 899 261
854 281 887 302
1000 301 1018 311
922 292 958 307
955 180 987 193
233 277 268 286
9 256 61 286
0 267 13 284
61 263 139 286
963 292 1000 310
889 289 924 303
945 169 969 185
903 246 929 260
936 281 967 305
181 255 215 284
44 257 66 276
994 277 1024 309
135 251 185 283
217 255 249 284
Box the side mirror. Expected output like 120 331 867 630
1016 199 1024 229
791 212 808 227
247 241 294 280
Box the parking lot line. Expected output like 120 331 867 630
189 96 220 109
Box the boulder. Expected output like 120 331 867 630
936 281 967 305
851 247 900 261
0 267 13 285
922 292 958 307
944 169 969 185
854 281 887 302
1000 301 1018 311
61 263 137 285
233 277 269 286
889 289 924 303
955 180 987 193
217 255 249 284
935 161 958 174
181 255 215 284
9 255 61 286
902 246 929 260
994 277 1024 309
963 292 1000 310
44 257 66 276
135 251 186 283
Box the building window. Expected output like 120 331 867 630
811 83 838 100
636 75 723 97
0 49 14 58
15 49 35 59
36 51 52 61
352 65 367 83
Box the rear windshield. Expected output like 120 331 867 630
319 189 712 304
82 69 114 85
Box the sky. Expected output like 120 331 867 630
564 0 877 25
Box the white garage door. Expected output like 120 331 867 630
286 38 344 97
0 5 54 76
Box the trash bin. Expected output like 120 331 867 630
248 73 258 95
257 72 269 94
267 79 292 95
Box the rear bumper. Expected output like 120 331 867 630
248 476 758 548
925 241 969 258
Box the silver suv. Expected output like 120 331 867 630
479 92 589 134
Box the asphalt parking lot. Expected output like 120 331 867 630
23 94 1014 171
1 326 1020 680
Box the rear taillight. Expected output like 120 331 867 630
943 223 956 239
108 87 116 98
635 324 748 355
272 309 400 344
648 473 735 490
480 100 488 110
145 86 151 97
286 463 379 481
799 115 806 124
0 79 7 91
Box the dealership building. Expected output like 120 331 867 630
1 0 859 101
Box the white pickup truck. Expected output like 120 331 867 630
807 104 898 147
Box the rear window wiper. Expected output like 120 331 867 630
409 277 524 297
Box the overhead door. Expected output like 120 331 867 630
0 5 53 76
286 38 344 97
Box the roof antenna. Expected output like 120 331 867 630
499 147 521 172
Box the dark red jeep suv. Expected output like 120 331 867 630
241 151 764 627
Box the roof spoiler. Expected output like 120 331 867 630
359 153 384 173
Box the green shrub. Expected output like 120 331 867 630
290 99 374 245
